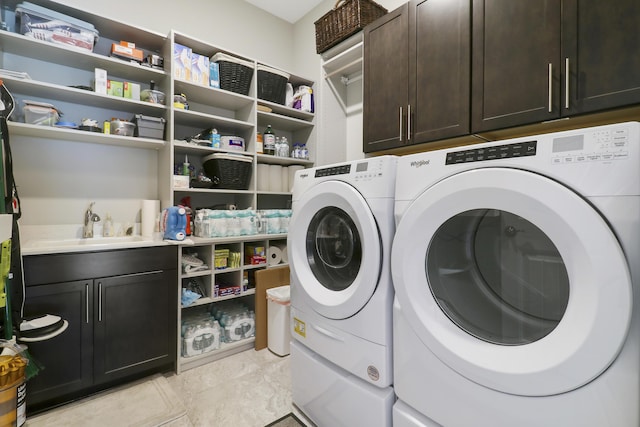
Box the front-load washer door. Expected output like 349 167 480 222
289 180 382 320
392 167 632 397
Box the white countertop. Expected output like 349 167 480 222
21 236 172 255
19 224 176 255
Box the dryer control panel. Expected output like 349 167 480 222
551 127 629 164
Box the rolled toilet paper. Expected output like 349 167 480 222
269 165 283 192
278 243 288 264
257 164 270 191
288 165 304 192
281 166 289 194
141 199 160 238
268 245 283 266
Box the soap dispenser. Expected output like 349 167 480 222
103 212 114 237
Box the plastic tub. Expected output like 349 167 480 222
132 114 166 140
110 119 135 136
23 104 58 126
220 135 245 151
16 2 99 52
140 89 166 104
266 285 291 356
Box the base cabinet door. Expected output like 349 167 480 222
94 270 176 384
22 246 178 414
23 280 93 411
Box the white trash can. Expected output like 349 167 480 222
266 285 291 356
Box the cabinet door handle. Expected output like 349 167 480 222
565 57 570 109
98 282 102 322
548 63 553 113
407 104 411 141
399 106 403 142
85 283 89 324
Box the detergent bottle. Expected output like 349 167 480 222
162 206 187 240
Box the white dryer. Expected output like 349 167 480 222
391 122 640 426
288 156 396 426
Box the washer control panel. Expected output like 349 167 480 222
551 127 629 164
314 159 387 181
314 164 351 177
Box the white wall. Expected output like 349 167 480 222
55 0 295 70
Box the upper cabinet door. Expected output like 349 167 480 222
364 4 409 153
471 0 561 133
410 0 470 143
562 0 640 115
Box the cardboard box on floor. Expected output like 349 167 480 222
255 265 290 350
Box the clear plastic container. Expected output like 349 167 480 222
23 104 58 126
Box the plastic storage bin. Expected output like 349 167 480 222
23 104 58 126
15 2 99 52
220 135 245 151
132 114 166 139
266 285 291 356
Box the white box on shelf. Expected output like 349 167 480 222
94 68 107 94
173 175 190 188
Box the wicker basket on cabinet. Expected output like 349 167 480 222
314 0 387 53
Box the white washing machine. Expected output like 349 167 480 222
288 156 397 426
391 122 640 426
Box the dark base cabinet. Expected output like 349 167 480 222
22 246 178 414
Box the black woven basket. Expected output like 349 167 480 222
213 54 254 96
203 154 252 190
257 66 289 105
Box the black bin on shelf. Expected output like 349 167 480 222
257 65 290 105
211 53 254 96
202 153 253 190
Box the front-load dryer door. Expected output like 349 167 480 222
392 167 632 397
289 180 381 320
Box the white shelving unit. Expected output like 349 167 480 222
164 31 315 372
0 1 315 373
0 22 168 148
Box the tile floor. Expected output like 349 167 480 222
28 348 313 427
165 348 300 426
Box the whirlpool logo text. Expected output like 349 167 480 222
410 159 430 168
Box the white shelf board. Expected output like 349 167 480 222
0 30 167 82
8 122 166 150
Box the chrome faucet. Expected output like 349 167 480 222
83 202 101 238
